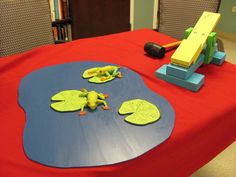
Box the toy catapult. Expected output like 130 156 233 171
155 11 226 92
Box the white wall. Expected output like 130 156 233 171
130 0 158 30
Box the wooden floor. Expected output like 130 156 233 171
190 36 236 177
191 142 236 177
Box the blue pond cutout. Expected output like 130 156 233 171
19 61 175 168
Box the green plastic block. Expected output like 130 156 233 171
184 27 193 39
204 32 216 64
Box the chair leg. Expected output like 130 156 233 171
216 38 225 52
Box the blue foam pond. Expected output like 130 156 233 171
19 61 175 168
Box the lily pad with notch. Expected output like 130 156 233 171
119 99 161 125
51 90 87 112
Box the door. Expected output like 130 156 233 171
69 0 130 39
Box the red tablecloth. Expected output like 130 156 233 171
0 29 235 177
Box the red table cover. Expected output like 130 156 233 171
0 29 236 177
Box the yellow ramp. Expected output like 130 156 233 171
171 11 221 68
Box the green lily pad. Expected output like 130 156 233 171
51 90 87 112
118 99 161 125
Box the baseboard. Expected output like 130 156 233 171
215 30 236 42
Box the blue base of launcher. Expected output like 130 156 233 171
155 43 226 92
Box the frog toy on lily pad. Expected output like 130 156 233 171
82 65 123 83
51 89 109 116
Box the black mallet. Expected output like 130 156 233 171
144 41 182 58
